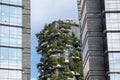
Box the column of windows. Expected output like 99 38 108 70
105 0 120 80
0 1 22 80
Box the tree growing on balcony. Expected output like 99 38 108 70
36 20 83 80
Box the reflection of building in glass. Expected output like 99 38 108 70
78 0 120 80
0 0 30 80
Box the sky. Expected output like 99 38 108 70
31 0 79 80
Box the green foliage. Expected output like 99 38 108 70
63 66 69 72
56 20 79 28
51 74 58 79
52 62 58 65
61 23 71 29
69 72 74 78
58 57 65 65
46 51 51 57
72 49 77 56
49 56 57 61
36 20 83 80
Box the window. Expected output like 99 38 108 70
110 74 120 80
106 13 120 30
107 33 120 51
1 0 22 5
0 70 22 80
0 5 22 26
105 0 120 11
0 26 22 47
0 47 22 69
82 40 88 61
109 53 120 80
109 53 120 72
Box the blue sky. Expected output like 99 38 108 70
31 0 78 80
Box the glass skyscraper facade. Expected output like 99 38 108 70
77 0 120 80
105 0 120 80
0 0 30 80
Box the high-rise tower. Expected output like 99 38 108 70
0 0 31 80
77 0 120 80
104 0 120 80
36 20 82 80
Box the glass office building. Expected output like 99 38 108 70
77 0 120 80
105 0 120 80
0 0 30 80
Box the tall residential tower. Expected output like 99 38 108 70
36 20 82 80
0 0 31 80
78 0 120 80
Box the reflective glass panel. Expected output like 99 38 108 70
0 70 22 80
109 53 120 72
0 5 22 26
0 0 22 5
0 26 22 47
110 72 120 80
105 0 120 11
107 33 120 51
0 47 22 69
106 13 120 30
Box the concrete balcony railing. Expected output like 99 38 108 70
71 71 80 76
64 59 69 64
66 44 72 48
60 28 71 33
40 41 48 47
52 64 63 69
49 49 64 53
70 56 80 60
76 47 81 51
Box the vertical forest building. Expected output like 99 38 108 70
36 20 83 80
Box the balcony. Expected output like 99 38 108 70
52 64 63 69
50 32 60 37
70 56 80 60
67 77 74 80
76 47 81 51
40 41 48 47
64 59 69 64
50 49 64 53
38 50 42 54
66 44 72 48
51 73 58 79
41 74 50 78
75 72 80 76
56 64 62 68
60 28 71 33
71 71 80 77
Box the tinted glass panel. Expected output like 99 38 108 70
0 70 22 80
0 47 22 69
105 0 120 11
0 0 22 5
0 5 22 26
0 26 22 47
107 33 120 51
106 13 120 30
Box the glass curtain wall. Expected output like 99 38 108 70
0 0 22 80
105 0 120 80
